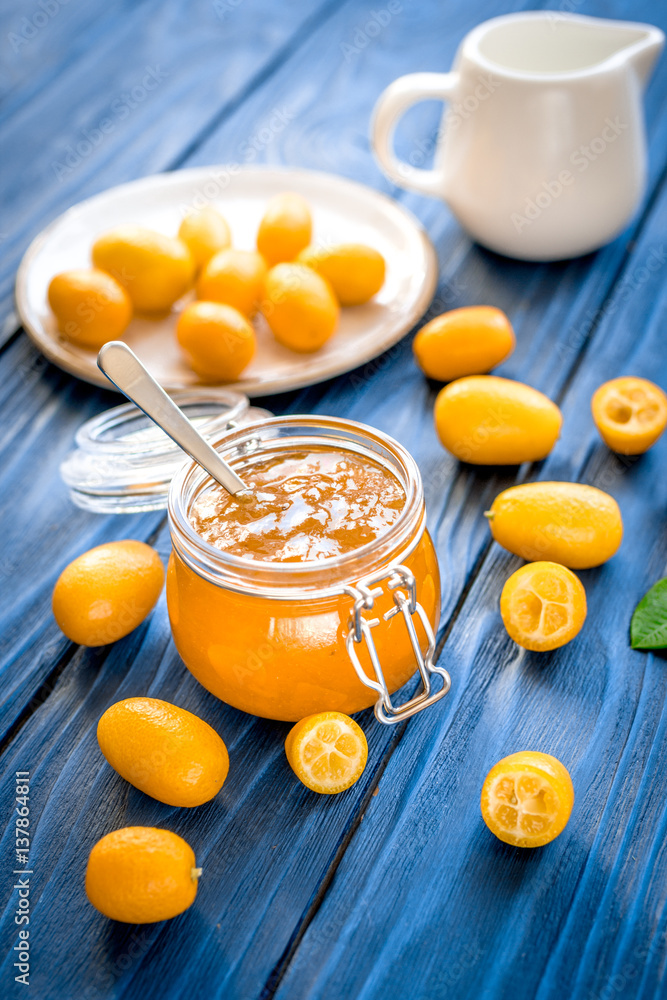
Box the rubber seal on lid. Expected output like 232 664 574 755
60 388 272 513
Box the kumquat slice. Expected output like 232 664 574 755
285 712 367 794
481 751 574 848
500 561 587 652
592 376 667 455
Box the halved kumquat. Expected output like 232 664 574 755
481 751 574 848
285 712 367 794
500 561 587 652
592 376 667 455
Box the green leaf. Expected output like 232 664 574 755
631 578 667 649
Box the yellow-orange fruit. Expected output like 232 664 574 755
257 193 312 265
52 540 164 646
176 300 255 381
592 376 667 455
178 207 231 270
296 243 385 306
196 249 267 317
486 481 623 569
413 306 515 381
97 697 229 807
481 752 574 848
86 827 199 922
434 375 562 464
92 226 195 312
262 263 339 352
285 712 368 794
48 268 132 348
500 561 587 652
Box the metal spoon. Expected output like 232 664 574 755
97 341 246 496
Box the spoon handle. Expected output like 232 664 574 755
97 341 246 496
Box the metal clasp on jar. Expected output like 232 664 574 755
343 565 451 724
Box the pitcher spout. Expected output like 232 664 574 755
621 23 664 88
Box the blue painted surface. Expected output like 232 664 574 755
1 1 667 998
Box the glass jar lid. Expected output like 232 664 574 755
60 389 272 514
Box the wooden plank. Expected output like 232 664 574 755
0 0 151 112
0 334 163 745
0 0 345 343
272 174 667 1000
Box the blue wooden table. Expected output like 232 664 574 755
2 1 667 997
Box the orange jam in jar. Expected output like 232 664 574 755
167 416 447 722
189 448 406 561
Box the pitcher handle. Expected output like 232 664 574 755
371 72 458 198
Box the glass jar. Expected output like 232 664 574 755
60 389 271 512
167 415 450 724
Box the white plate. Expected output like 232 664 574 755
16 166 437 397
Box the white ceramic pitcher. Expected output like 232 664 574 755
371 12 664 260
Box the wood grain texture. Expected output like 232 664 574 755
1 0 667 998
0 1 151 110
